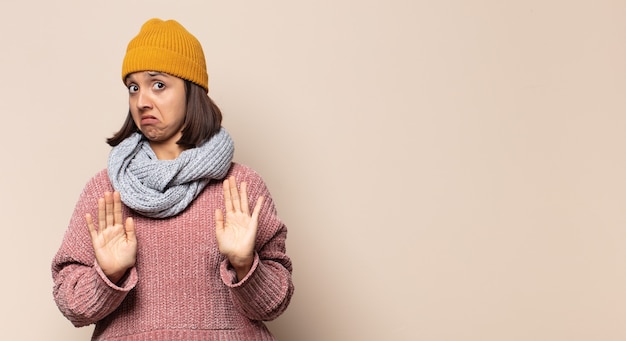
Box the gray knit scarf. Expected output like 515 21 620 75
108 128 234 218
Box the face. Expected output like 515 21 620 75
126 71 187 146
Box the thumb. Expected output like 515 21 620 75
250 196 264 223
215 209 224 233
125 217 136 241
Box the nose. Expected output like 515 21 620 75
136 89 153 110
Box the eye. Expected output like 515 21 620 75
153 82 165 90
128 84 139 94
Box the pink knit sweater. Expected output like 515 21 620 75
52 163 294 340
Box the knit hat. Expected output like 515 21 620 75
122 18 209 92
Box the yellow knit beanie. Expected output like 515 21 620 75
122 18 209 92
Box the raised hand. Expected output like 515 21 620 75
85 191 137 284
215 176 264 281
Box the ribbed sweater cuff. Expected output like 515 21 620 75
66 262 139 325
220 254 289 319
220 253 260 287
94 261 138 292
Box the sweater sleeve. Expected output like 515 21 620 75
51 170 138 327
219 167 294 321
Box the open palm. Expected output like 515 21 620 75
86 191 137 284
215 177 264 274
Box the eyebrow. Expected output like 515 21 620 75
125 71 169 84
147 71 167 77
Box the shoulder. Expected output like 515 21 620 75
81 168 114 196
91 168 112 186
226 162 264 182
223 162 273 196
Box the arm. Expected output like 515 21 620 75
216 170 294 321
51 172 138 327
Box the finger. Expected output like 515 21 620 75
97 197 106 230
124 217 136 242
228 176 241 212
214 208 224 232
250 196 264 224
104 192 114 227
113 192 123 227
85 213 97 237
86 213 100 248
222 178 233 212
239 182 250 216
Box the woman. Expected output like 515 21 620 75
52 18 294 340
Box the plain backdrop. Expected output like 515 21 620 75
1 1 625 340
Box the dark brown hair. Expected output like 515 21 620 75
106 81 222 148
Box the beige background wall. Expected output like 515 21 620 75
1 1 625 340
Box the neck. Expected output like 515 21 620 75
149 141 185 160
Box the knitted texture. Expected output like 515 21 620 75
122 18 209 91
52 163 294 341
107 128 234 218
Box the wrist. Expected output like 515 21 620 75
228 256 254 282
104 268 130 285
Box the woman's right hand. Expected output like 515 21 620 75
85 191 137 284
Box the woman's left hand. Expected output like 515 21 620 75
215 176 264 281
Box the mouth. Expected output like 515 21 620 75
140 115 159 125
